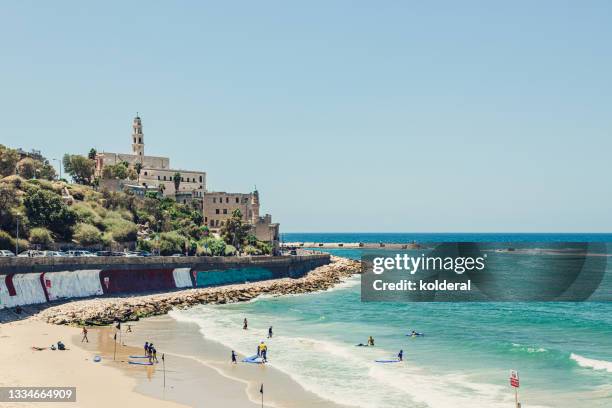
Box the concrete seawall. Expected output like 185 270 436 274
0 255 330 309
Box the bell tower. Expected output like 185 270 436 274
132 114 144 158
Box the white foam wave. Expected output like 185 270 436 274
570 353 612 373
169 306 549 408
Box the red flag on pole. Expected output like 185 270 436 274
510 370 520 388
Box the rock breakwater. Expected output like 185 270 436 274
38 256 360 326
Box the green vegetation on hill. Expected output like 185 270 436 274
0 144 272 256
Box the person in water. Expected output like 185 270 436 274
268 326 273 338
231 350 237 364
398 350 403 361
243 318 248 330
411 330 417 337
367 336 375 346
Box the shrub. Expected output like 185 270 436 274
102 212 137 242
159 231 186 255
73 223 102 246
201 237 226 256
224 244 237 256
243 245 261 255
72 202 103 226
29 227 54 247
137 238 153 252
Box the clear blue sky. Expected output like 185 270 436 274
1 1 611 232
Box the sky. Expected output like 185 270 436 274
1 1 611 232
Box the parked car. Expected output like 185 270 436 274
17 250 45 257
0 250 15 257
65 250 97 257
40 250 65 257
96 251 127 257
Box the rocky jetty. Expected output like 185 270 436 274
38 256 360 326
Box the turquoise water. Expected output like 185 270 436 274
172 234 612 408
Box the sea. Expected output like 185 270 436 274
170 233 612 408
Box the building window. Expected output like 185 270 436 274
213 198 216 203
226 197 229 203
181 177 184 182
199 175 202 182
139 137 142 143
205 217 207 222
216 209 220 214
157 176 160 180
235 197 239 203
133 137 136 143
223 209 227 214
144 171 147 176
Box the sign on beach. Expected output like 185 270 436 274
510 370 520 388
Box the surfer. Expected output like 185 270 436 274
398 350 403 361
144 341 149 356
81 327 88 343
268 326 273 338
243 318 248 330
259 341 268 362
231 350 237 364
367 336 375 346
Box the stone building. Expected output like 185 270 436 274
203 190 279 245
95 115 206 200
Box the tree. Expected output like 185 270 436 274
0 144 19 177
88 148 97 160
29 227 54 248
16 158 38 179
0 184 19 231
173 172 181 193
220 209 251 249
24 188 77 240
38 162 57 180
134 162 143 183
63 154 95 185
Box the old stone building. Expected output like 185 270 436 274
95 115 279 245
94 115 206 200
203 190 279 244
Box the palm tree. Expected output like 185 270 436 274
173 172 181 193
134 162 143 183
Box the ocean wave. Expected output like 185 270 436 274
570 353 612 373
169 306 553 408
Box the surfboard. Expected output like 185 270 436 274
128 361 154 366
242 355 264 364
375 359 401 363
93 355 101 362
129 355 150 358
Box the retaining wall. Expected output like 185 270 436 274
0 255 330 309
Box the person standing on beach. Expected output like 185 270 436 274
144 342 149 356
268 326 273 338
243 318 248 330
231 350 237 364
152 346 158 363
398 350 403 361
81 327 89 343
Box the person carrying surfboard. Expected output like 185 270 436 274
367 336 375 346
398 350 403 361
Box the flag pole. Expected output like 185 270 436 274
113 333 117 360
260 383 264 408
162 354 166 389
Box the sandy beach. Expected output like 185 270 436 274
0 315 347 408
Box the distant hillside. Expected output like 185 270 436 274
0 144 270 256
